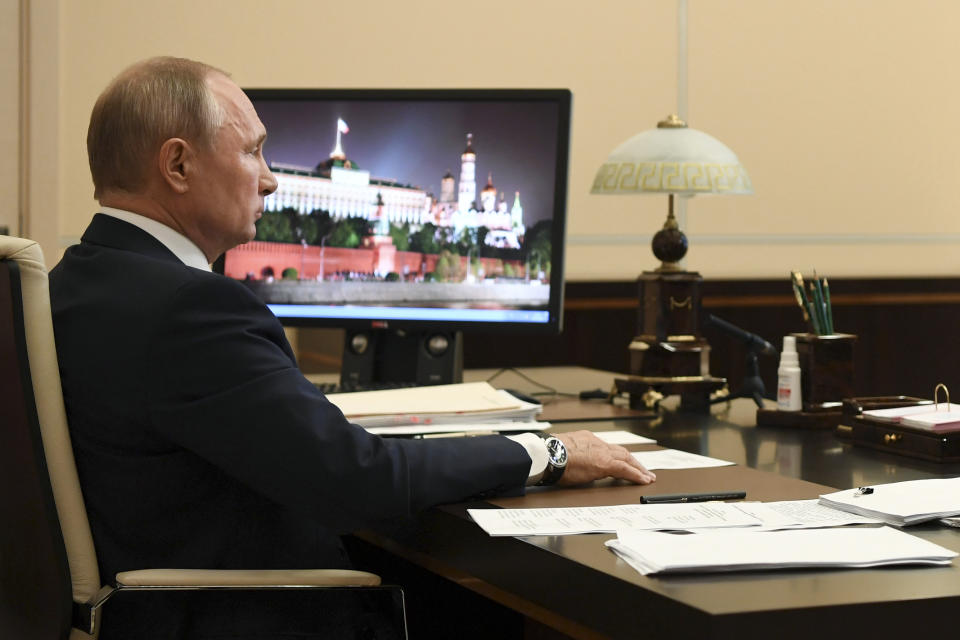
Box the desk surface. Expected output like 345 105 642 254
465 366 653 423
354 367 960 640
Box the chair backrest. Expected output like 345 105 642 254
0 236 101 639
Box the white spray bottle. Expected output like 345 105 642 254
777 336 802 411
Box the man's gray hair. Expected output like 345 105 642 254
87 56 228 199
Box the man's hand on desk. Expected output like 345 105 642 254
556 431 656 486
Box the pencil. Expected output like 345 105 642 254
791 271 815 333
809 282 824 335
812 274 827 334
822 277 834 334
792 281 810 323
807 299 822 335
793 270 805 294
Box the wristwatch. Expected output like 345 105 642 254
533 432 568 486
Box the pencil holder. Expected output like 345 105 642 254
791 333 856 412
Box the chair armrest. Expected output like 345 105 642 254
76 569 393 636
115 568 381 587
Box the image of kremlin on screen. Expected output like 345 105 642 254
223 114 554 311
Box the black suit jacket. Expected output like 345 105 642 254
50 214 530 637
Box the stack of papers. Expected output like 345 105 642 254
863 403 960 432
328 382 542 434
818 477 960 526
862 402 941 423
607 526 957 576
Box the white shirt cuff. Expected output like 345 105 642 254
505 432 549 485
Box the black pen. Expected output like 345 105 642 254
640 491 747 504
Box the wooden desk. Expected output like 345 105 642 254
465 366 655 422
347 368 960 640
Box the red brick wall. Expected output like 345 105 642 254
224 242 378 279
224 241 526 280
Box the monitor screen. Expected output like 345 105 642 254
217 88 571 335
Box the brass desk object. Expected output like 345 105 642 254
616 269 725 412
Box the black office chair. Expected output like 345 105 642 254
0 235 407 639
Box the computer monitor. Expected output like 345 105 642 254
215 88 572 386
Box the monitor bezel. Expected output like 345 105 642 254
214 87 571 335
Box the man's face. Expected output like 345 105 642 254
189 73 278 259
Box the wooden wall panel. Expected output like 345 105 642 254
462 277 960 401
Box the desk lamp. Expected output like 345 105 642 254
590 115 753 410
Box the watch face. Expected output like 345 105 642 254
546 437 568 467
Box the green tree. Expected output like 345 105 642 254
306 210 334 245
456 227 477 257
389 223 411 251
327 220 360 248
282 208 302 241
476 225 491 257
433 252 450 281
469 256 483 280
346 216 373 239
255 210 295 243
433 249 462 282
438 226 457 254
409 223 441 255
299 215 319 245
281 267 298 280
523 220 552 279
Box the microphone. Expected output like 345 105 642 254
704 314 776 356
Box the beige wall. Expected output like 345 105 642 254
684 0 960 279
1 0 21 235
22 0 960 279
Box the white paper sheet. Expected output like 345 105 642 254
732 500 884 530
365 421 547 436
632 449 734 470
594 431 656 445
468 502 761 537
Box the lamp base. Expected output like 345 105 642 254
627 268 725 412
637 269 703 340
615 375 726 412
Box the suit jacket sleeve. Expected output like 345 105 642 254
143 274 531 532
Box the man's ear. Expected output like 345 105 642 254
158 138 195 194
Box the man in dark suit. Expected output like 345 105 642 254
49 57 655 639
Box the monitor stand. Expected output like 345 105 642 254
340 329 463 387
